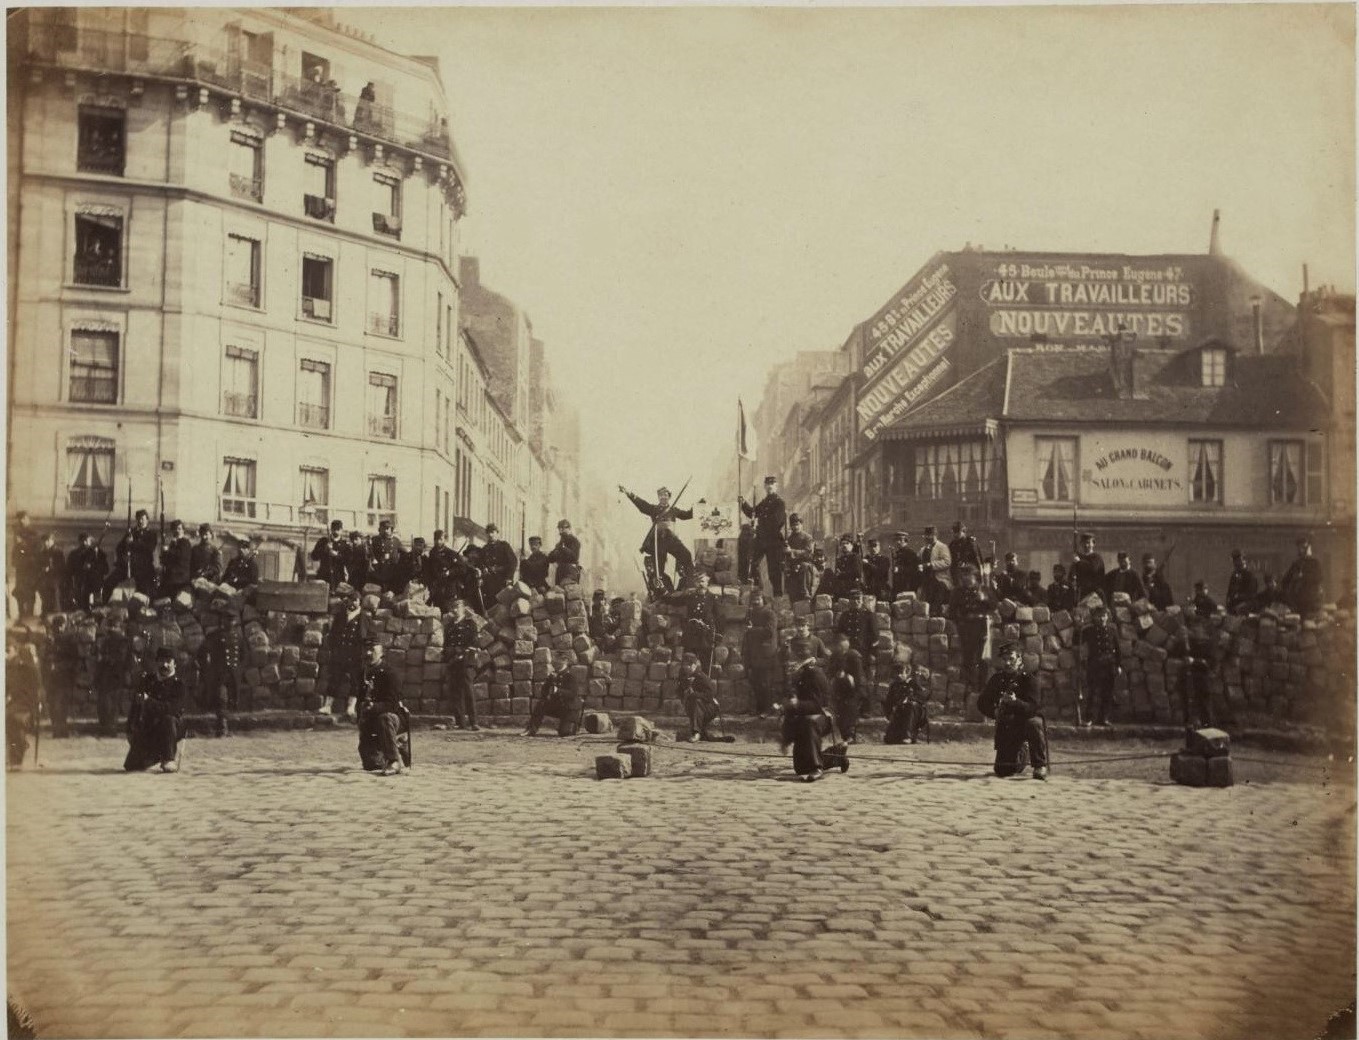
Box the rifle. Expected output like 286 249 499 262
124 482 134 580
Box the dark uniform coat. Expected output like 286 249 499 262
1282 556 1324 615
222 551 259 590
124 671 185 771
891 544 921 597
1105 568 1146 602
547 533 582 585
310 535 347 587
520 551 551 591
1144 571 1174 611
190 542 223 584
1226 567 1259 615
1070 552 1107 603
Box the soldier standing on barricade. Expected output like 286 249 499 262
783 514 816 603
67 531 108 611
311 520 348 591
740 476 788 598
159 520 193 600
346 532 370 591
1282 534 1325 616
949 521 982 587
891 530 919 600
548 519 582 586
222 536 261 590
369 520 404 594
472 524 518 602
1071 531 1107 605
918 526 952 616
10 512 42 616
1142 554 1174 610
427 530 465 612
620 485 694 595
832 534 864 599
443 598 480 731
994 551 1025 602
863 539 892 603
1105 551 1145 602
1225 549 1258 615
1047 563 1077 612
520 536 550 593
191 525 223 584
37 533 66 616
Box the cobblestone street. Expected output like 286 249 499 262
8 728 1355 1039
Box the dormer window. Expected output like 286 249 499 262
1201 347 1227 387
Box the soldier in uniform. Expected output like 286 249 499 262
832 534 864 599
677 653 720 742
37 532 66 615
369 520 404 593
883 661 931 745
780 616 828 677
1047 563 1077 613
994 551 1025 602
311 520 349 590
1142 554 1175 611
1226 549 1259 615
783 514 816 603
1191 580 1218 617
94 625 135 736
620 485 694 594
918 526 952 617
589 590 619 651
197 614 244 736
1020 571 1047 607
159 520 193 599
680 574 718 673
191 524 223 585
1254 573 1284 612
124 647 186 773
779 655 849 782
320 592 367 719
978 642 1048 779
1079 603 1121 728
119 510 160 598
222 537 261 590
6 643 43 768
739 476 788 597
835 586 880 714
520 536 551 593
1104 551 1146 602
524 652 582 737
826 631 865 744
1282 534 1325 616
444 598 481 731
427 530 467 612
41 615 78 739
891 530 920 599
356 641 409 775
948 521 982 586
741 595 780 717
66 531 109 611
395 537 432 591
10 511 42 617
1071 531 1107 605
473 524 519 602
863 539 892 603
547 519 582 586
346 531 371 591
1169 617 1216 730
948 563 995 712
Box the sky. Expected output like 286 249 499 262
343 3 1355 499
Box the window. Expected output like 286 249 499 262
221 457 257 518
77 106 125 175
225 234 261 308
436 293 443 357
1201 347 1227 388
66 437 115 511
301 254 333 320
73 211 122 287
1035 437 1077 502
1269 440 1322 506
228 133 263 202
299 466 330 525
223 345 259 418
367 372 398 439
367 475 396 528
1189 439 1223 503
368 270 400 336
303 155 335 221
372 174 401 237
68 330 119 404
298 359 331 429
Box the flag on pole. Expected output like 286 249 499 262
737 398 750 459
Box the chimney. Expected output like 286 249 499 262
1208 209 1221 256
1251 295 1264 355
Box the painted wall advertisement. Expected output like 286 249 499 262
981 257 1196 348
857 260 958 442
1079 436 1185 507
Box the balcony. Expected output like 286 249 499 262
229 173 263 202
368 312 399 337
69 375 118 404
21 23 467 208
76 142 124 176
372 212 402 238
302 296 332 321
220 495 258 519
298 402 330 430
303 194 335 222
73 254 121 287
226 281 260 308
222 392 258 418
68 486 114 511
367 414 397 440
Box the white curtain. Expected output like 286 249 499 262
1190 441 1222 503
1038 439 1074 501
71 331 117 371
223 459 255 498
67 447 112 489
368 374 396 417
1271 442 1301 503
300 468 328 507
367 476 393 511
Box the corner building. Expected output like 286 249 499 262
8 8 470 577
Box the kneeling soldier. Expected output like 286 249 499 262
524 652 582 737
977 642 1048 780
357 641 409 775
124 648 186 773
678 652 720 742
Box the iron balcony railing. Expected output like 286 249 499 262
225 281 259 307
76 142 124 176
73 255 121 287
222 392 258 418
303 194 335 222
229 173 263 202
68 486 115 511
69 375 118 404
298 402 330 429
23 23 466 180
367 414 397 439
368 312 399 337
